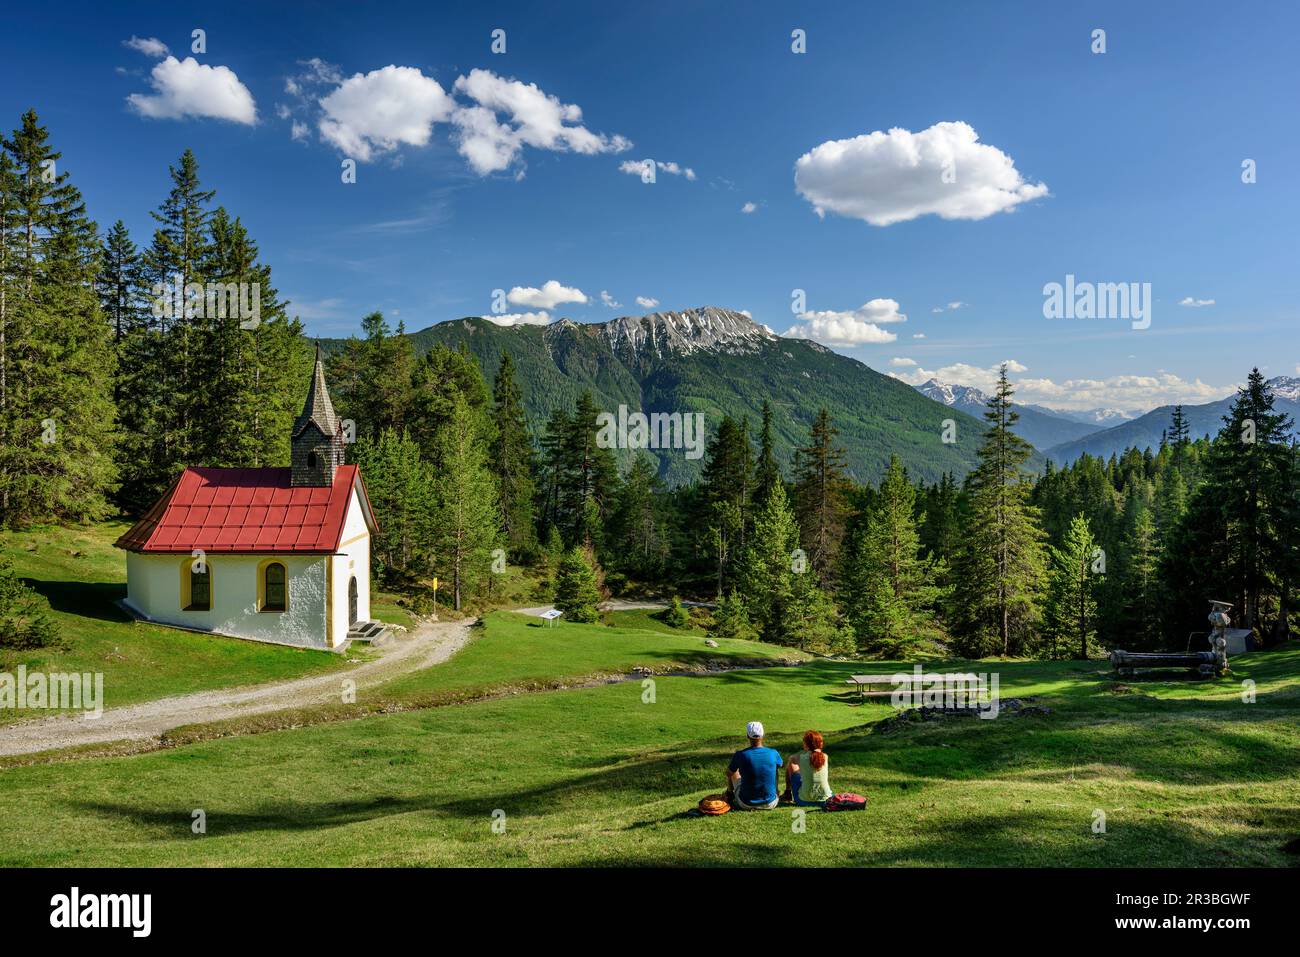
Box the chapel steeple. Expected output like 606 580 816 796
290 344 345 487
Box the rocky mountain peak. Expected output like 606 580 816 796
599 306 774 357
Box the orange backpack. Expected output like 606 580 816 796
698 794 731 815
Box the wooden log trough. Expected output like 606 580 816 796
1109 600 1237 679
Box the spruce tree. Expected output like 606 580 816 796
738 479 799 643
1042 514 1100 660
328 311 416 443
753 400 781 507
700 414 754 590
708 590 758 642
195 207 305 468
847 455 945 657
134 149 216 499
554 545 602 622
351 428 434 579
429 397 500 611
610 454 667 579
536 406 572 538
0 110 116 525
791 407 850 586
1116 502 1161 650
0 556 59 649
559 391 619 550
949 365 1047 656
490 352 538 560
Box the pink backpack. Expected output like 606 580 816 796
824 792 867 811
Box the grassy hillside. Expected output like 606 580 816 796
322 315 1012 485
0 524 350 720
1 608 1294 867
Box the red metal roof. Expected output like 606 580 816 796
115 465 376 554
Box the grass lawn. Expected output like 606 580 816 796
0 607 1296 867
1 523 348 721
375 611 798 700
603 607 709 635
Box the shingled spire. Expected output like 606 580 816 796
290 345 346 487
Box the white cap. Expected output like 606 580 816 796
746 721 765 739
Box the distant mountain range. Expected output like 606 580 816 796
1043 376 1300 464
914 379 1104 451
319 307 1034 486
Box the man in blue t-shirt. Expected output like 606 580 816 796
726 721 783 810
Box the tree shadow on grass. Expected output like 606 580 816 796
23 580 129 623
65 794 440 837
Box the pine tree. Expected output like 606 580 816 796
753 400 782 507
609 454 668 579
194 207 305 469
537 406 572 538
784 569 848 654
99 220 145 347
738 479 799 643
847 455 946 657
791 407 850 586
949 365 1047 656
408 342 491 463
1163 371 1296 640
1042 514 1100 660
351 428 434 579
132 149 216 500
918 472 960 577
554 545 602 623
559 391 619 550
0 110 116 525
0 556 59 649
490 352 538 560
429 397 500 611
328 311 416 444
1116 502 1161 649
700 414 754 590
708 590 758 642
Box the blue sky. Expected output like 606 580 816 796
3 0 1297 412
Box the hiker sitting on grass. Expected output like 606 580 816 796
726 721 782 810
783 730 833 807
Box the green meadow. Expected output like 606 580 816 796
0 524 354 721
1 603 1296 867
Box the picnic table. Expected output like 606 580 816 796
843 672 982 700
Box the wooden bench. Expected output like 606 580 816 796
844 673 983 700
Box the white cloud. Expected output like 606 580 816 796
452 68 630 175
507 280 587 310
599 290 621 309
932 301 967 313
618 159 696 181
795 121 1048 226
1179 297 1215 307
123 36 169 58
890 357 918 367
890 359 1233 412
486 311 552 327
317 65 455 161
784 298 908 348
912 333 927 339
741 201 757 214
656 160 695 179
635 296 659 309
290 121 309 142
127 56 257 124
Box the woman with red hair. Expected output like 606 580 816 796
784 730 833 807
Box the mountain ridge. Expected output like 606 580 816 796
319 306 1036 485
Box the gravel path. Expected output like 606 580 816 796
0 619 473 758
